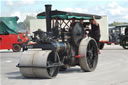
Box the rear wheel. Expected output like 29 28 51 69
121 37 128 49
79 37 98 72
12 44 21 52
99 42 104 49
106 42 111 45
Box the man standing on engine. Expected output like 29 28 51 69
125 26 128 35
89 16 101 54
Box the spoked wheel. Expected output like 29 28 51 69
47 52 60 78
12 44 21 52
79 37 98 72
18 50 60 79
121 37 128 49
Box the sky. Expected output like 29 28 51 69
0 0 128 23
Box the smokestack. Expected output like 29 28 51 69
45 4 52 32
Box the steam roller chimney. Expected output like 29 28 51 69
45 4 52 32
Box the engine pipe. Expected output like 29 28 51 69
45 5 52 32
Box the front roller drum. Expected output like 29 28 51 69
18 50 60 79
79 37 98 72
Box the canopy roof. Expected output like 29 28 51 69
37 10 102 20
0 17 18 34
115 24 128 27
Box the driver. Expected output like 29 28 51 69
125 26 128 35
89 16 101 54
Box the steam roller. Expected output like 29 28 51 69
17 4 101 79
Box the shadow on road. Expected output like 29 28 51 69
6 68 86 80
6 71 24 79
7 71 21 75
59 67 85 74
6 71 50 80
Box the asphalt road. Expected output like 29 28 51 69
0 45 128 85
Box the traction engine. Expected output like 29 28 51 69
17 5 100 79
